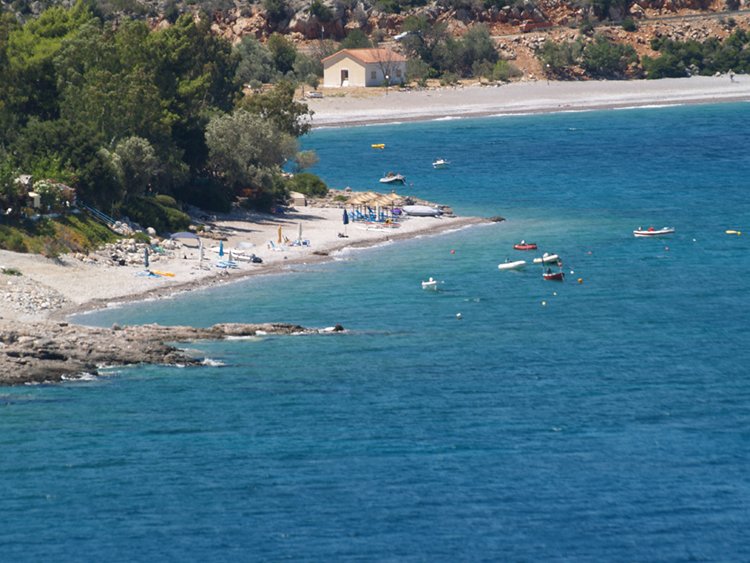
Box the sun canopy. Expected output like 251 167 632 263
170 231 200 240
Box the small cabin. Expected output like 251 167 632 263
322 48 407 88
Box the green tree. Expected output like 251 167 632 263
455 24 498 77
267 32 297 75
263 0 289 28
238 81 313 137
538 40 582 78
147 14 239 171
235 36 276 85
293 150 319 172
112 136 160 199
581 34 637 78
341 29 372 49
5 1 95 120
205 110 297 197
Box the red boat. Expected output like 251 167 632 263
543 270 565 282
513 240 537 251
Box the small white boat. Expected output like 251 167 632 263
533 253 560 264
498 259 527 271
421 277 439 290
432 158 450 169
402 205 442 217
379 172 406 184
633 227 675 237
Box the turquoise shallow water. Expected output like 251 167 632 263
2 103 750 560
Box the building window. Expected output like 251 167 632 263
371 71 376 80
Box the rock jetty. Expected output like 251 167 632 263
0 321 343 386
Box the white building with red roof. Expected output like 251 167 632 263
322 48 407 88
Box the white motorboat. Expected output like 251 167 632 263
633 227 675 237
421 277 438 290
379 172 406 184
533 253 560 264
402 205 442 217
432 158 450 169
498 259 527 271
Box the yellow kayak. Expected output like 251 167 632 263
151 270 175 277
726 229 742 235
371 143 385 149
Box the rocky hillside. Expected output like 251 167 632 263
2 0 749 78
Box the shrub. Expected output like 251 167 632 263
132 231 152 244
492 60 523 81
121 196 191 234
181 178 234 213
286 173 328 197
155 194 179 208
621 17 637 32
1 267 22 276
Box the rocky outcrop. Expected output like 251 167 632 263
0 321 344 385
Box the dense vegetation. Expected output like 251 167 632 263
0 1 323 248
643 28 750 78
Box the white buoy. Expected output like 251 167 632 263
456 313 462 319
553 292 557 296
541 301 547 306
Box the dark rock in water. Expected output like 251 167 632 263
0 321 343 386
488 216 506 222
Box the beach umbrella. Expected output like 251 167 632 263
278 225 283 243
298 222 303 242
219 240 224 257
343 208 349 235
144 247 149 268
199 241 204 264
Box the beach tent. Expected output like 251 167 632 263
170 231 201 248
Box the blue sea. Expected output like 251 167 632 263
2 103 750 561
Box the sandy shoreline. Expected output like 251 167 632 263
0 206 488 324
306 76 750 127
2 76 748 325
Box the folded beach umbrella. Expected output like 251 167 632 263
219 240 224 257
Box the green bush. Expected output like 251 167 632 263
286 173 328 197
0 227 29 253
180 179 234 213
492 60 523 81
155 194 179 208
132 231 152 244
121 196 191 234
621 17 637 32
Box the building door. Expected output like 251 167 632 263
340 69 349 87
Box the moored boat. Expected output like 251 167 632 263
432 158 450 169
498 259 527 271
421 277 439 290
533 253 560 264
633 226 675 237
543 270 565 281
379 172 406 184
402 205 442 217
513 240 537 251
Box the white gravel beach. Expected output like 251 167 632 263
2 76 747 324
306 75 750 127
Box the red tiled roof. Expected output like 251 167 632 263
322 48 407 65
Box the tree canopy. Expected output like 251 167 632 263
0 1 315 225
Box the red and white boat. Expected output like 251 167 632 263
633 226 675 237
543 270 565 281
513 241 537 251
